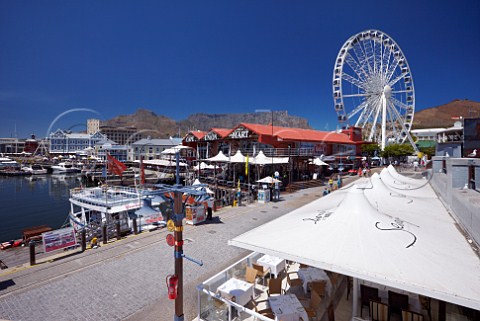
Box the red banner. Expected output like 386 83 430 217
107 153 127 177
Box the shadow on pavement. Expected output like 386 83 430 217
0 279 15 291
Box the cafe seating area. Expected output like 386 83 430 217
196 252 347 321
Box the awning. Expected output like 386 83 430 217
205 151 229 162
229 166 480 310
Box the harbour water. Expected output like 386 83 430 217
0 174 81 242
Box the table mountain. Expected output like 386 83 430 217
413 99 480 129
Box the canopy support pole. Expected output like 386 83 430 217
352 277 359 317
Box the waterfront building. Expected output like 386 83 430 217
128 137 182 161
23 134 39 154
48 129 107 155
99 124 143 145
94 139 128 162
183 123 365 181
0 138 24 154
87 119 100 135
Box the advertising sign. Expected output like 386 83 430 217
43 227 77 253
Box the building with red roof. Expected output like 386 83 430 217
183 123 367 181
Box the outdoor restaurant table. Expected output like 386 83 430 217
257 254 286 279
216 278 254 306
268 294 309 321
297 267 332 295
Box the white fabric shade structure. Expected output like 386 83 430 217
160 144 192 155
229 150 246 163
192 178 214 194
309 157 329 166
229 165 480 310
250 150 289 165
134 159 188 167
256 176 282 184
205 150 229 162
193 162 215 170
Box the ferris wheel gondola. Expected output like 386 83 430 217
333 29 418 152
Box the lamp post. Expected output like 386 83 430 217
255 109 276 201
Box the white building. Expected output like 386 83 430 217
48 129 107 154
129 137 182 161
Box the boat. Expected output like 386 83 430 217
68 185 166 240
51 162 81 174
0 157 19 169
21 164 48 175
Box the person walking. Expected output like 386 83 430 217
206 197 214 220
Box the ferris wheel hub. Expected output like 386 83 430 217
383 85 392 99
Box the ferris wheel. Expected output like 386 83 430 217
333 29 418 151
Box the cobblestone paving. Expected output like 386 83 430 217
0 178 362 321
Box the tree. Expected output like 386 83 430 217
380 143 415 163
361 143 381 158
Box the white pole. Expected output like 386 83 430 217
381 92 387 151
353 277 359 317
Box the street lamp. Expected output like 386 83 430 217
255 109 277 201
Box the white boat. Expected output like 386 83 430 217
0 157 19 169
68 186 166 239
51 162 81 174
22 164 48 175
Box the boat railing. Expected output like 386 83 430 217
70 186 143 208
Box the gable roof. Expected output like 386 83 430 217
237 123 356 144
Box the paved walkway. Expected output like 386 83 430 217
0 174 364 321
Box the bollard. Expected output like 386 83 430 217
81 229 87 252
102 224 108 244
116 221 121 241
133 218 138 235
29 241 36 266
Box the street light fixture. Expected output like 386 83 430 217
255 109 276 201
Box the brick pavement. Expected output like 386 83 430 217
0 174 363 321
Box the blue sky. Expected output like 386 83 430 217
1 0 479 138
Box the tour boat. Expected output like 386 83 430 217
68 186 166 240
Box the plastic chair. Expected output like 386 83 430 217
370 299 390 321
252 262 270 285
360 284 379 317
388 290 409 316
401 309 424 321
267 277 283 296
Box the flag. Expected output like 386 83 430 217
107 153 127 177
245 155 249 176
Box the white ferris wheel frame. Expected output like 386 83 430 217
332 29 418 152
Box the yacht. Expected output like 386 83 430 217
51 162 81 174
22 164 48 175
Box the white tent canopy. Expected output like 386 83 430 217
229 150 246 163
250 150 289 165
161 145 192 155
205 151 229 162
309 157 329 166
256 176 282 184
193 162 215 170
134 159 188 167
229 166 480 310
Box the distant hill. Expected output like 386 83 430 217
101 99 480 139
413 99 480 129
101 109 311 138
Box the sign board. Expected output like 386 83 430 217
228 127 249 139
42 227 77 253
204 132 218 141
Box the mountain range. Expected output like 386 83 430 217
101 99 480 138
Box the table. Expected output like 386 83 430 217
257 255 286 279
269 294 309 321
217 278 254 306
297 267 332 295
